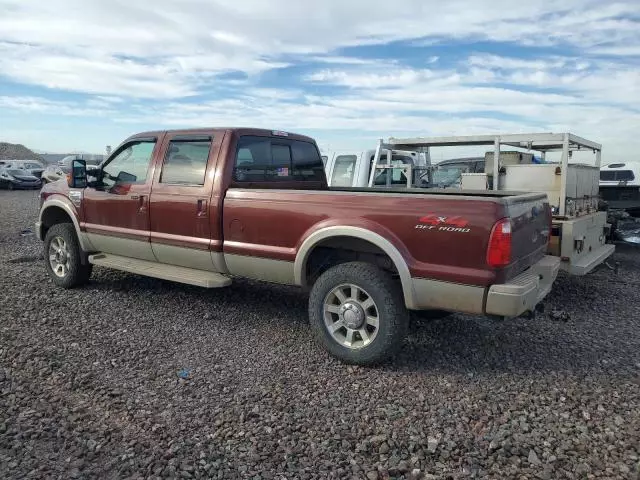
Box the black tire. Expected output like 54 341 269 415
7 182 14 191
44 223 92 288
412 309 453 321
308 261 409 365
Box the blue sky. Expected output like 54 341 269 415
0 0 639 161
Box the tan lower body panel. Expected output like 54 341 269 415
89 253 231 288
410 278 486 314
151 243 228 273
86 233 157 262
224 254 295 285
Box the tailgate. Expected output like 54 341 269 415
505 194 551 279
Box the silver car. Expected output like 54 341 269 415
40 164 70 184
42 155 103 184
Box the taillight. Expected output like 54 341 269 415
487 218 512 268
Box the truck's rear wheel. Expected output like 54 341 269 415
44 223 92 288
309 262 409 365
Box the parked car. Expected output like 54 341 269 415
57 154 105 168
0 168 42 189
21 161 45 179
43 156 103 184
37 128 559 364
0 160 45 179
41 164 70 184
429 157 486 188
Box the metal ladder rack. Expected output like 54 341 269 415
367 139 432 188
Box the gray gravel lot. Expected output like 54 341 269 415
1 189 639 480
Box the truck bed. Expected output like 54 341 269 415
224 187 551 287
330 186 544 200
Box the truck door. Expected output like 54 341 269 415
149 132 224 272
82 136 161 261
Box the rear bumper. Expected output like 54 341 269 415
485 255 561 318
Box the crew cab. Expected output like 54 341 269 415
37 128 560 365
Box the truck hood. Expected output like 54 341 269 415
40 176 70 201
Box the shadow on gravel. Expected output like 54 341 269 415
396 315 635 375
85 267 640 376
93 269 309 326
6 254 43 264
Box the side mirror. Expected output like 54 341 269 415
69 159 87 188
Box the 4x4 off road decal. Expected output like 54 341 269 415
415 214 471 233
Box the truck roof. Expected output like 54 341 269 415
129 128 317 144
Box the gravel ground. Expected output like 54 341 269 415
1 188 640 480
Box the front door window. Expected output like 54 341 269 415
100 141 156 193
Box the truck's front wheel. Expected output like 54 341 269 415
309 262 409 365
44 223 92 288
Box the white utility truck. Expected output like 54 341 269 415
368 133 615 276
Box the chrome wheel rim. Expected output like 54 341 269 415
48 236 71 278
324 284 379 350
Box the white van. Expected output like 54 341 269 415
599 162 640 213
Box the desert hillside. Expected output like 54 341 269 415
0 142 44 161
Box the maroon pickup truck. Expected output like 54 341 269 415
37 128 560 364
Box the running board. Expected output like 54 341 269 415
563 244 616 276
89 254 232 288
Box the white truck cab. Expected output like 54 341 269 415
325 149 429 187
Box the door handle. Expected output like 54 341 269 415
197 199 208 217
133 194 146 212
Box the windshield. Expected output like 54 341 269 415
600 170 635 182
432 165 468 185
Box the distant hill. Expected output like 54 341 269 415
0 142 44 161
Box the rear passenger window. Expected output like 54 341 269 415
160 138 212 185
234 136 324 182
292 141 325 181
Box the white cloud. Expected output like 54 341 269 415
0 0 638 98
0 95 111 116
592 46 640 57
0 0 639 158
306 68 442 89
